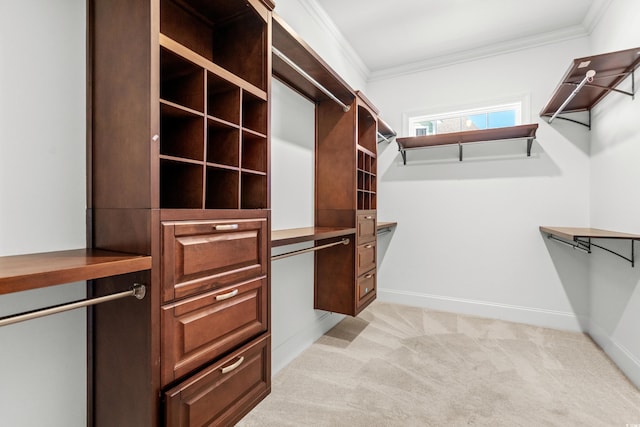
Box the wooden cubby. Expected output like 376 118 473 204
206 118 240 167
89 0 273 425
207 72 241 125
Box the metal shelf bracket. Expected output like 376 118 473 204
546 233 637 267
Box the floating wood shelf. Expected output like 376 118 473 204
271 222 397 248
540 46 640 128
0 249 152 295
540 226 640 267
396 124 538 164
271 226 356 247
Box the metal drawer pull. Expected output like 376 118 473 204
364 216 373 220
364 274 373 279
215 224 239 231
365 244 373 249
221 356 245 374
215 289 239 301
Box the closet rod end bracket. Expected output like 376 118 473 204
132 283 146 300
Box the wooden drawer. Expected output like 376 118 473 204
356 211 376 243
162 217 267 301
161 277 267 385
164 334 270 427
357 270 376 309
356 241 376 276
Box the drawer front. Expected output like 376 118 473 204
356 212 376 243
162 217 267 301
357 270 376 309
357 241 376 275
161 277 267 385
164 334 270 427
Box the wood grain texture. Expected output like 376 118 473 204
540 226 640 240
540 46 640 117
0 249 151 295
271 226 356 247
396 124 538 150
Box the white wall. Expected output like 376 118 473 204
588 0 640 387
270 79 344 374
367 37 594 331
0 1 87 426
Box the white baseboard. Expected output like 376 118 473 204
589 320 640 389
378 288 588 332
271 311 345 376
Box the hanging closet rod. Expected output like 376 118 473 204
0 284 146 328
549 70 596 123
272 46 351 112
271 238 349 261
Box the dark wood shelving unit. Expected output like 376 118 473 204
0 249 151 295
540 46 640 128
396 123 539 164
540 226 640 267
90 0 274 425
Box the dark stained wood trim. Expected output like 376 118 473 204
397 124 538 149
271 226 356 247
0 249 151 295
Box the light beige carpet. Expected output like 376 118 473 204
238 302 640 426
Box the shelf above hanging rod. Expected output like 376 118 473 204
540 226 640 267
272 46 350 112
271 238 350 261
548 70 596 124
0 284 146 327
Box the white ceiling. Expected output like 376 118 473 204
312 0 611 78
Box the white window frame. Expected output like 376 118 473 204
402 94 531 138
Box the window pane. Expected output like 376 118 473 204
464 113 487 130
437 117 461 134
487 110 515 128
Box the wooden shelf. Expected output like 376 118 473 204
377 222 397 232
540 226 640 267
0 249 152 295
377 117 397 143
396 124 538 164
271 227 356 247
540 46 640 127
271 13 355 106
271 222 397 248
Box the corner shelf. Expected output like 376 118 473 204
396 124 538 164
0 249 152 295
540 46 640 128
540 226 640 267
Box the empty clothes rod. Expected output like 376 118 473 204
0 284 146 327
271 238 349 261
549 70 596 123
272 46 351 112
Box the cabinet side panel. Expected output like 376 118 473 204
316 99 356 212
91 0 155 209
91 272 156 427
314 238 355 315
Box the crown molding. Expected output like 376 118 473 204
296 0 371 84
582 0 614 34
369 25 590 82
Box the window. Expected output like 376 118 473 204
407 100 524 137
